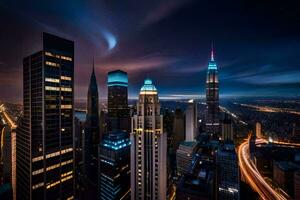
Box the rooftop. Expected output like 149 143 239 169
140 78 157 94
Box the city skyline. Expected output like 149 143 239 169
1 0 300 102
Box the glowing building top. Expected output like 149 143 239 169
140 78 157 95
208 46 217 70
107 70 128 87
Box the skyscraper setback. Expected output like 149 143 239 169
130 79 167 200
84 63 100 187
206 46 220 137
16 33 74 200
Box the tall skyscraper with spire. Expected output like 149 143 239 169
84 61 100 188
130 79 167 200
206 45 220 138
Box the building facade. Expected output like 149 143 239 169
185 100 197 142
206 47 220 137
130 79 167 200
107 70 130 132
216 144 240 200
99 130 131 200
176 141 197 176
16 32 74 200
221 114 233 142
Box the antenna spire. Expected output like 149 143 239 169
211 42 214 61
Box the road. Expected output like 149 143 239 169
238 139 287 200
0 104 17 129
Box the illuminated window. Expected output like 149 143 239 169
61 76 72 81
61 171 73 178
46 159 73 171
45 77 60 83
61 105 72 109
32 182 44 190
45 52 54 57
46 147 73 159
61 87 72 92
32 168 44 175
61 55 72 61
45 61 60 67
32 156 43 162
45 86 60 91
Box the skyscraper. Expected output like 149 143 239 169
98 130 131 200
16 32 74 200
107 70 130 132
176 141 196 176
84 64 100 187
206 46 220 138
131 79 167 200
255 122 262 138
216 144 240 200
172 108 185 150
185 99 197 142
221 114 233 142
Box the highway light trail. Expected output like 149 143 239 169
0 104 17 129
240 104 300 116
238 139 287 200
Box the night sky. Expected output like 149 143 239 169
1 0 300 102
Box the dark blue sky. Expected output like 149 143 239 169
0 0 300 101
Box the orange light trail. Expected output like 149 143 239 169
238 139 287 200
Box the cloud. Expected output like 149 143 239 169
99 55 179 73
237 72 300 85
142 0 192 26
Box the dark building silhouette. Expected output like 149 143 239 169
216 144 240 200
84 64 100 188
172 108 185 151
16 32 74 200
74 112 85 199
107 70 130 132
98 130 131 200
221 114 233 142
206 46 220 138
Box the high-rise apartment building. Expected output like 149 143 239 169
99 130 131 200
16 32 74 200
130 79 167 200
107 70 130 132
206 46 220 137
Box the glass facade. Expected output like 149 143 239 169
16 32 74 200
99 130 131 200
107 70 130 132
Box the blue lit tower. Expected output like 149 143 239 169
206 45 220 137
98 130 131 200
131 79 167 200
84 62 100 187
107 70 130 132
